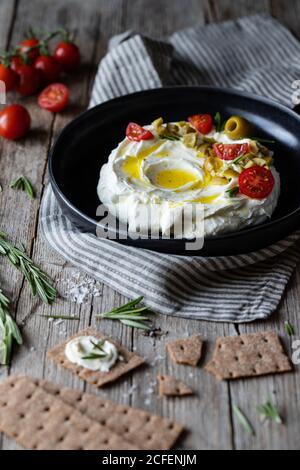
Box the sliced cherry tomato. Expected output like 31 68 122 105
126 122 154 142
16 64 41 96
239 165 275 199
0 104 31 140
0 63 19 91
213 143 250 161
18 38 40 62
34 55 61 84
53 41 80 72
188 114 213 135
38 83 69 112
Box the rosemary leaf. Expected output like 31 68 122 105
253 137 275 144
233 405 255 436
284 321 295 336
257 401 283 424
96 296 154 330
214 112 225 133
120 319 151 330
39 314 80 321
0 231 57 305
0 289 22 365
226 187 239 198
82 353 107 360
10 176 35 199
161 135 180 141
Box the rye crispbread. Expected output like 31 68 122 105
39 379 184 450
205 331 292 381
157 374 194 397
167 335 203 367
0 375 138 450
47 328 145 388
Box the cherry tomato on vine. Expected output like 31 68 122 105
38 83 69 112
16 63 41 96
18 37 40 62
0 63 19 91
0 104 31 140
34 55 61 84
53 41 80 72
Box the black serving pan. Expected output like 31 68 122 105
49 86 300 256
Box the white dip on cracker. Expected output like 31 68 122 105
65 335 118 372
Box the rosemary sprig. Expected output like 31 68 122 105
257 400 283 424
10 176 35 199
39 314 80 321
96 296 153 330
0 289 22 365
233 405 255 436
0 231 57 304
82 340 108 360
284 320 295 336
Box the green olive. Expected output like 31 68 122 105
225 116 251 140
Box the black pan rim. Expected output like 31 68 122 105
49 85 300 244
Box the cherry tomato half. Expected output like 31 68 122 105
16 64 41 96
38 83 69 112
53 41 80 72
188 114 213 135
34 55 61 84
213 143 250 161
0 63 19 91
126 122 154 142
239 165 275 199
18 38 40 62
0 104 31 140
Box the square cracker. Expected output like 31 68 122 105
47 328 145 388
167 335 203 367
0 375 139 450
157 374 193 397
39 379 184 450
205 331 292 381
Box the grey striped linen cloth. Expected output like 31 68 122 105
40 14 300 322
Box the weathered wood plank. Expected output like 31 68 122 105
206 0 300 450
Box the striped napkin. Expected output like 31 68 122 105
40 14 300 322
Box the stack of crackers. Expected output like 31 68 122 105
0 375 184 450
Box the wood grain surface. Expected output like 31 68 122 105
0 0 299 450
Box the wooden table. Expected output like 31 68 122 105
0 0 299 451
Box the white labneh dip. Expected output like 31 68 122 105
65 335 119 372
98 120 280 238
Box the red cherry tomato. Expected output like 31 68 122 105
239 165 275 199
0 63 19 91
0 104 31 140
213 143 250 161
34 55 61 84
38 83 69 112
10 55 24 73
16 63 41 96
53 41 80 72
126 122 154 142
18 38 40 62
188 114 213 135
